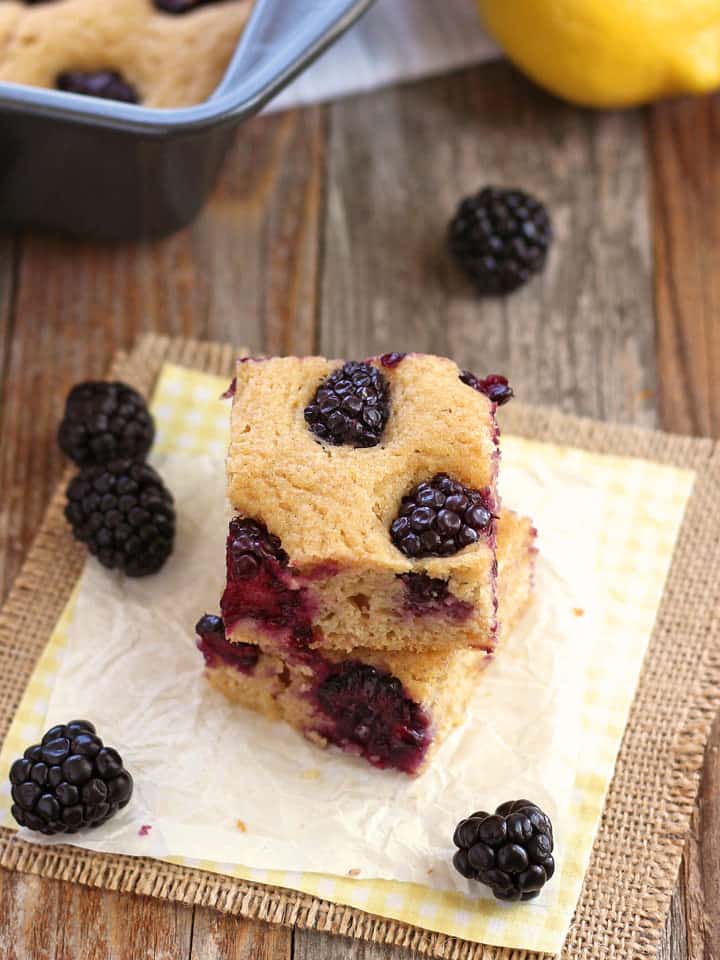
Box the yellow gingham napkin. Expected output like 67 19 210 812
0 364 696 954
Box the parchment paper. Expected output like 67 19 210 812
17 445 599 898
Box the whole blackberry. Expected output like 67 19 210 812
65 460 175 576
304 361 390 448
57 70 139 103
9 720 133 835
390 474 494 558
448 187 552 294
58 381 155 466
460 371 514 407
227 517 289 579
453 800 555 901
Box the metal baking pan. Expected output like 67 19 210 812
0 0 375 239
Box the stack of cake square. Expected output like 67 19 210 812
196 354 536 775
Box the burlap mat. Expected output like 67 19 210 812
1 334 718 960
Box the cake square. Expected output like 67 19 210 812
198 510 535 775
223 353 502 654
0 0 253 109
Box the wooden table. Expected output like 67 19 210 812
0 61 717 960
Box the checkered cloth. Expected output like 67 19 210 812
0 364 695 953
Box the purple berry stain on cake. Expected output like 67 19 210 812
195 614 260 674
316 662 431 775
221 378 237 399
300 561 341 582
196 607 432 774
398 573 473 622
220 518 316 640
222 358 266 400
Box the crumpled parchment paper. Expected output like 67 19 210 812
21 446 598 895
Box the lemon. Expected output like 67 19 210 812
476 0 720 107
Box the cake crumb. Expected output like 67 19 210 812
302 769 321 780
236 820 247 833
347 868 361 877
138 824 152 837
573 607 585 617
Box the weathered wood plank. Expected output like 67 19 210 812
189 912 292 960
0 236 18 387
650 94 720 438
321 62 657 428
658 884 689 960
0 873 194 960
293 930 407 960
190 106 324 353
651 92 720 960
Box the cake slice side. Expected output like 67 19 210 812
199 510 535 775
223 353 502 653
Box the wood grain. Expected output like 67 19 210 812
659 887 689 960
321 62 657 427
651 92 720 960
190 912 292 960
294 930 408 960
0 874 194 960
651 94 720 438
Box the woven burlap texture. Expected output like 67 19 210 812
0 334 718 960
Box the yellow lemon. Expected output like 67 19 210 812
476 0 720 107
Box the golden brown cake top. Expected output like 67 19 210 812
227 354 499 574
0 0 252 108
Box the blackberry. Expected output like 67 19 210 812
154 0 218 10
448 187 552 294
221 518 315 638
65 460 175 577
195 614 260 673
398 572 473 622
399 572 449 604
196 613 225 637
390 474 494 558
453 800 555 901
58 381 155 466
227 517 289 579
459 371 514 406
57 70 140 103
304 361 390 448
317 661 430 774
9 720 133 835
